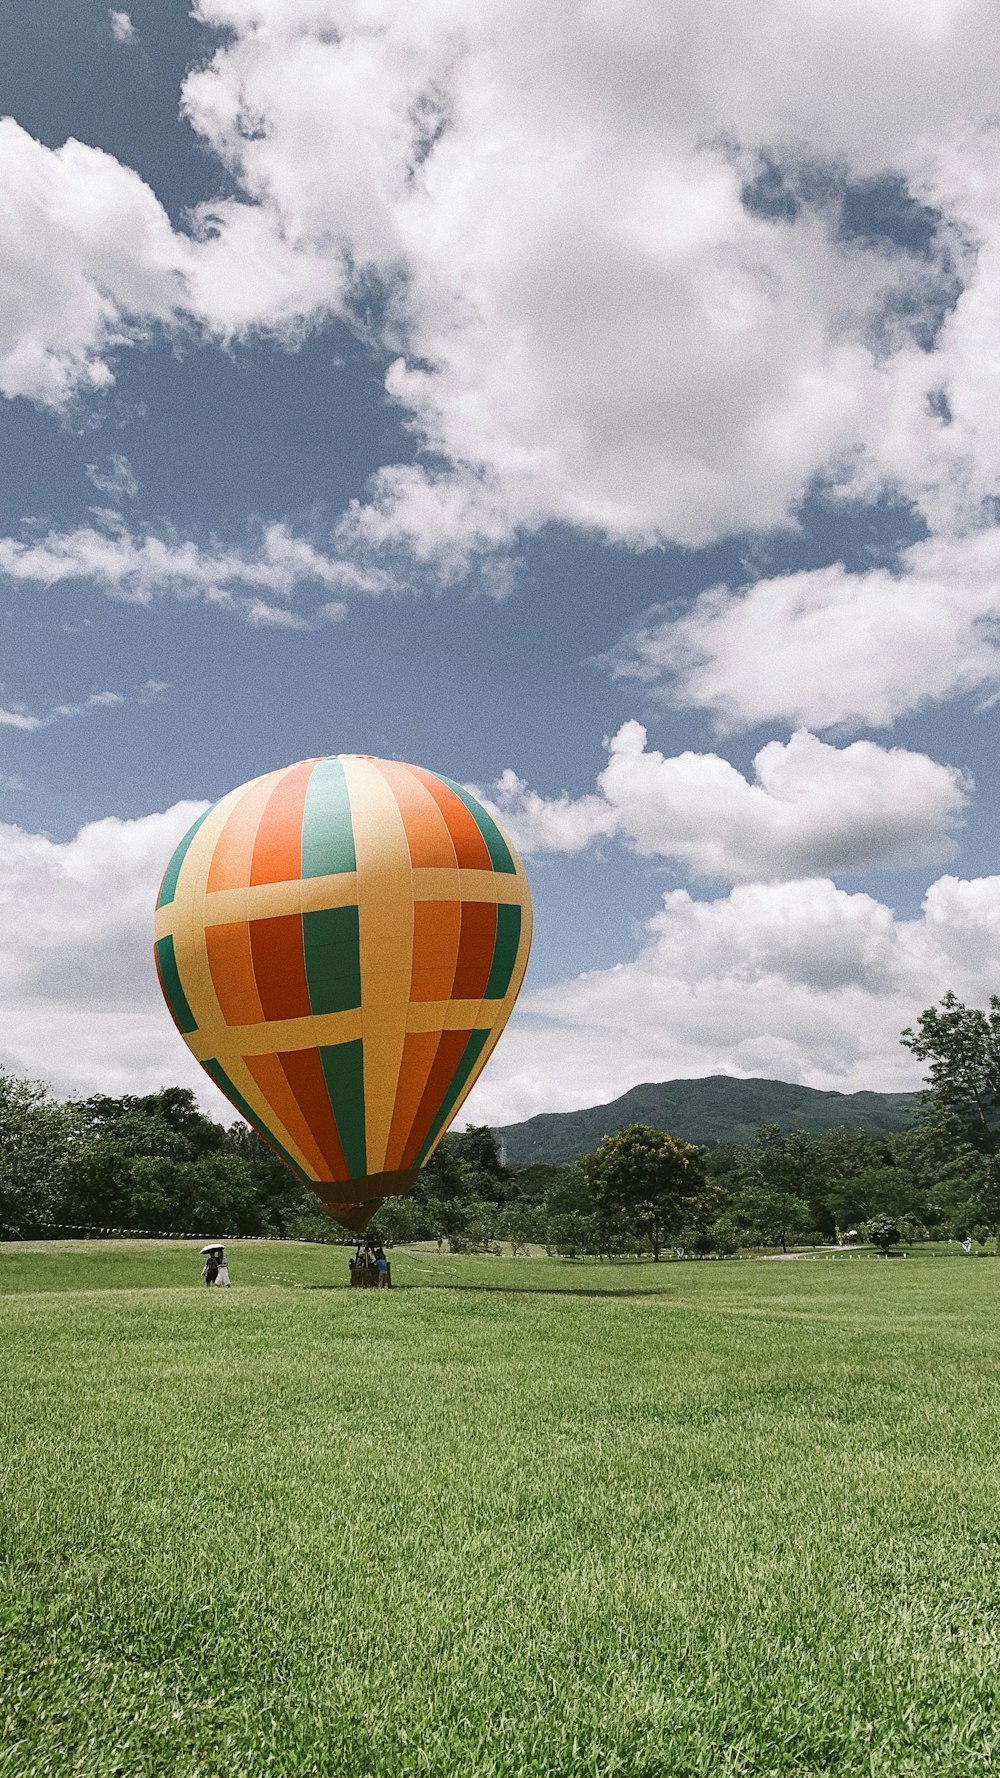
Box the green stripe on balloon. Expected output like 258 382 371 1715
302 757 356 877
319 1038 367 1177
154 934 198 1034
201 1058 312 1184
439 776 516 874
303 903 362 1016
157 806 212 909
414 1028 491 1167
484 903 521 999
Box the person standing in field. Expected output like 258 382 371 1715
202 1249 219 1286
215 1248 231 1287
375 1247 389 1289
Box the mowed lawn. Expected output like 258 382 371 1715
2 1244 999 1777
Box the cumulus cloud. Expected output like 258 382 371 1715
611 526 1000 730
0 801 226 1105
0 517 384 621
463 872 1000 1125
174 0 1000 565
108 10 137 45
0 119 184 408
483 723 968 881
1 2 999 572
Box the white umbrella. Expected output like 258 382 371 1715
200 1244 224 1254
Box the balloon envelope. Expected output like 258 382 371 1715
154 755 531 1230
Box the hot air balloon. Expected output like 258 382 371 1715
153 755 531 1232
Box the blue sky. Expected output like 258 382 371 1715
2 0 1000 1122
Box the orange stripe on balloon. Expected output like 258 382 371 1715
205 921 265 1026
250 759 317 885
383 1030 443 1173
372 759 460 869
399 1027 473 1169
207 772 283 894
276 1047 350 1181
453 901 497 999
410 899 461 1001
402 766 492 870
248 913 312 1021
243 1052 332 1180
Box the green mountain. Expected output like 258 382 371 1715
494 1075 922 1166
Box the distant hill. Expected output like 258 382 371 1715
494 1075 922 1166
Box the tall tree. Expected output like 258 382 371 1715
0 1074 81 1237
586 1123 708 1261
734 1187 812 1254
901 993 1000 1228
451 1125 504 1179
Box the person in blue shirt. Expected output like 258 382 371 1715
375 1247 389 1288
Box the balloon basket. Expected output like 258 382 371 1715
349 1264 391 1288
348 1243 392 1288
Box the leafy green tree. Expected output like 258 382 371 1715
544 1211 598 1258
902 993 1000 1227
706 1213 742 1256
281 1189 344 1243
450 1125 504 1179
497 1203 544 1254
586 1124 709 1261
862 1213 902 1256
823 1166 924 1235
735 1187 812 1253
369 1196 425 1245
415 1137 477 1204
733 1123 818 1196
446 1198 500 1254
542 1161 596 1222
721 1123 817 1250
502 1162 571 1207
0 1074 82 1237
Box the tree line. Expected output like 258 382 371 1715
2 992 999 1256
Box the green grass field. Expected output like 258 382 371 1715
2 1242 999 1777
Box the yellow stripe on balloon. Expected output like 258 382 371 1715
154 863 530 943
404 999 496 1035
185 1007 364 1063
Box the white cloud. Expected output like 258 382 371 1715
0 684 152 733
0 802 227 1106
486 768 617 856
612 526 1000 731
483 723 968 881
464 872 1000 1125
1 2 999 573
0 708 42 733
85 454 138 501
109 10 137 45
0 119 184 408
0 517 383 620
175 0 1000 563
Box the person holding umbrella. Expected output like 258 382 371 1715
200 1245 230 1286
